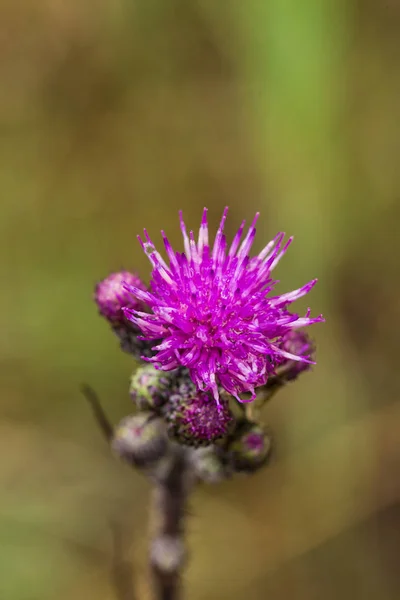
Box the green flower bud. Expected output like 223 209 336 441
112 413 168 467
129 365 172 411
190 447 229 484
227 421 272 473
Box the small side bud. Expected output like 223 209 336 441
112 413 168 468
190 447 229 484
165 387 234 448
94 271 146 325
94 271 156 361
130 365 172 411
227 421 272 473
276 329 315 382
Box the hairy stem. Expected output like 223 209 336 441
149 446 191 600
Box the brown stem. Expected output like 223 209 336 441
149 446 191 600
81 383 114 442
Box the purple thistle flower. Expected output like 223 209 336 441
123 208 324 404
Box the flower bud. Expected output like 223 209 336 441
276 329 315 381
164 376 234 447
227 421 271 473
94 271 146 325
129 365 172 411
112 413 168 467
190 447 229 484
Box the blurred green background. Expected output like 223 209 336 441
1 1 399 598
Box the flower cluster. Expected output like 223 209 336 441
94 207 323 450
123 208 323 404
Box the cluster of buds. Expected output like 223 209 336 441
109 361 275 481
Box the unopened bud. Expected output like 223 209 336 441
94 271 156 361
190 447 229 484
276 329 315 381
94 271 146 325
227 421 272 473
165 389 233 448
112 413 168 467
130 365 172 411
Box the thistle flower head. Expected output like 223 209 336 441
123 208 324 404
95 271 146 324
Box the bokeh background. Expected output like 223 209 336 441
1 1 399 598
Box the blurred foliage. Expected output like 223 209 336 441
0 0 399 599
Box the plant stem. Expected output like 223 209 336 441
149 446 191 600
81 383 114 442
